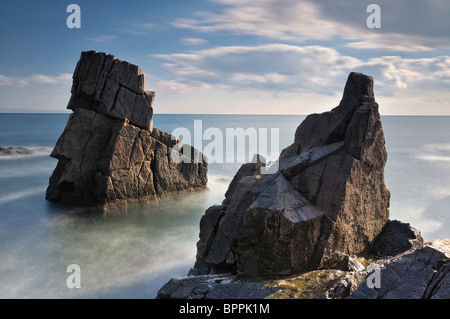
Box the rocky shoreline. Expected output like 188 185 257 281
158 238 450 299
157 72 450 299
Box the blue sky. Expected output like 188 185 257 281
0 0 449 114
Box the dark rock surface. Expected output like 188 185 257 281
370 219 423 257
349 239 450 299
0 146 35 156
191 72 390 278
46 51 207 209
157 71 448 299
158 239 449 299
67 51 154 131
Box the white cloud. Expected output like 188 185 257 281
172 0 450 52
172 0 353 42
154 44 361 94
151 43 450 115
181 38 208 45
363 55 450 93
0 73 72 88
154 44 450 95
345 33 434 52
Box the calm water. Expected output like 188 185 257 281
0 113 449 298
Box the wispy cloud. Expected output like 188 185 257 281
172 0 450 52
181 38 208 45
153 44 450 100
172 0 349 42
87 35 117 42
0 73 72 87
117 22 165 36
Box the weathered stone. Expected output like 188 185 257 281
156 274 280 299
158 240 450 299
233 173 324 276
68 51 154 131
223 154 266 205
370 219 423 257
332 255 365 272
157 268 366 299
348 239 450 299
189 72 390 277
46 51 207 209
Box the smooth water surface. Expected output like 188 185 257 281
0 114 449 298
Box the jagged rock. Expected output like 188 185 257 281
68 51 154 131
332 255 365 272
159 72 448 300
370 219 423 257
348 239 450 299
156 274 280 299
157 269 366 300
158 239 450 299
46 51 207 209
190 72 390 278
223 154 266 205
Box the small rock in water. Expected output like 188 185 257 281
0 146 35 156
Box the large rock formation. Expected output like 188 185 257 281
157 72 449 300
157 238 449 299
191 72 390 278
46 51 207 209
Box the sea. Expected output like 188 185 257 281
0 113 449 299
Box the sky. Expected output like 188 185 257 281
0 0 449 115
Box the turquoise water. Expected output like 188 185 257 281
0 113 449 298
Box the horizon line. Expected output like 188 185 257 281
1 112 450 117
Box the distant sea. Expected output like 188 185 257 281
0 113 449 298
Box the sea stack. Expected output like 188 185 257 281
191 72 390 277
46 51 208 209
158 73 449 299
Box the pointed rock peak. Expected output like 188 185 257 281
338 72 375 109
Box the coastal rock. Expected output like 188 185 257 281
158 239 449 299
370 219 423 257
0 146 35 156
67 50 154 131
157 72 449 299
46 51 207 209
349 239 450 299
191 72 390 278
156 274 280 299
157 268 366 299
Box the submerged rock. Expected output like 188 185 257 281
46 51 207 209
0 146 39 156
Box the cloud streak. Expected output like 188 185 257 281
0 73 72 88
172 0 450 52
153 44 450 97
